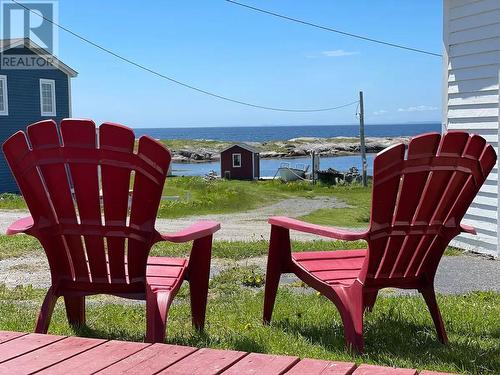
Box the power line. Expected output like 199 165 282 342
10 0 359 113
225 0 442 58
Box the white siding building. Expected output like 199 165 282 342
443 0 500 257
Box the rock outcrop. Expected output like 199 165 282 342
169 136 409 163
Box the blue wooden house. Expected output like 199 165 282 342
0 38 77 192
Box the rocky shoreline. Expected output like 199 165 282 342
167 136 409 163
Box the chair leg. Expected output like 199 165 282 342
420 286 448 344
146 288 174 343
188 235 213 331
64 296 85 327
364 290 378 312
35 287 58 334
263 225 291 324
336 284 365 353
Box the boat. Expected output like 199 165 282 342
277 162 309 182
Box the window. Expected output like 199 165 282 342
40 79 56 116
232 153 242 167
0 75 8 116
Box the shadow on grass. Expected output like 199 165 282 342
70 324 145 343
272 314 499 374
231 335 267 353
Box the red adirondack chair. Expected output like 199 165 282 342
263 132 496 352
3 119 220 343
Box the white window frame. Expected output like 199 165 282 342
39 78 57 116
232 153 242 168
0 75 8 116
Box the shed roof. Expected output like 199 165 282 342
220 143 260 154
0 38 78 77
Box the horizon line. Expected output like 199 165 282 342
131 121 441 130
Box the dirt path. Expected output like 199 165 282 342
0 196 350 241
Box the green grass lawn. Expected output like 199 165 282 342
0 193 25 210
0 177 373 219
158 177 355 218
299 184 371 228
0 277 497 374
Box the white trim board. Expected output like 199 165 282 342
0 75 8 116
39 78 57 117
232 153 242 168
0 38 78 77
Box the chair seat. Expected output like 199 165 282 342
146 257 188 292
292 249 366 286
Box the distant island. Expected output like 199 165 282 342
159 136 409 163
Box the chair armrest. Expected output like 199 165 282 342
6 216 34 235
268 216 368 241
460 223 476 235
156 221 220 243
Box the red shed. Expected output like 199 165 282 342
220 143 260 180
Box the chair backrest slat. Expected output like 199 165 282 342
3 123 74 281
2 120 171 291
27 120 89 282
61 119 108 283
127 136 171 282
385 133 440 278
366 143 405 279
364 132 496 286
99 123 135 283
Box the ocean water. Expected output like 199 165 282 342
138 123 440 177
135 123 440 142
172 154 376 178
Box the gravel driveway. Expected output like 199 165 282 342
0 252 498 295
0 196 349 242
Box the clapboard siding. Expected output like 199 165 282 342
451 236 498 256
444 0 500 257
450 0 500 18
448 77 497 93
0 47 73 192
449 22 500 43
448 91 498 105
447 117 498 128
450 9 500 32
448 50 500 69
450 37 500 57
449 64 498 81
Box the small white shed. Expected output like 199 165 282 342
443 0 500 257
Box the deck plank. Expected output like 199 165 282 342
285 358 356 375
0 331 27 344
352 364 417 374
222 352 299 374
0 333 64 364
96 343 197 374
158 348 247 375
0 336 105 374
37 340 150 374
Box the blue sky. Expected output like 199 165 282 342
54 0 442 128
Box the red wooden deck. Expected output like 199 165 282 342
0 331 456 374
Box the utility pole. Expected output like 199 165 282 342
359 91 367 187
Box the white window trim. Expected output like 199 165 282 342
0 75 8 116
39 78 57 116
232 153 242 168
